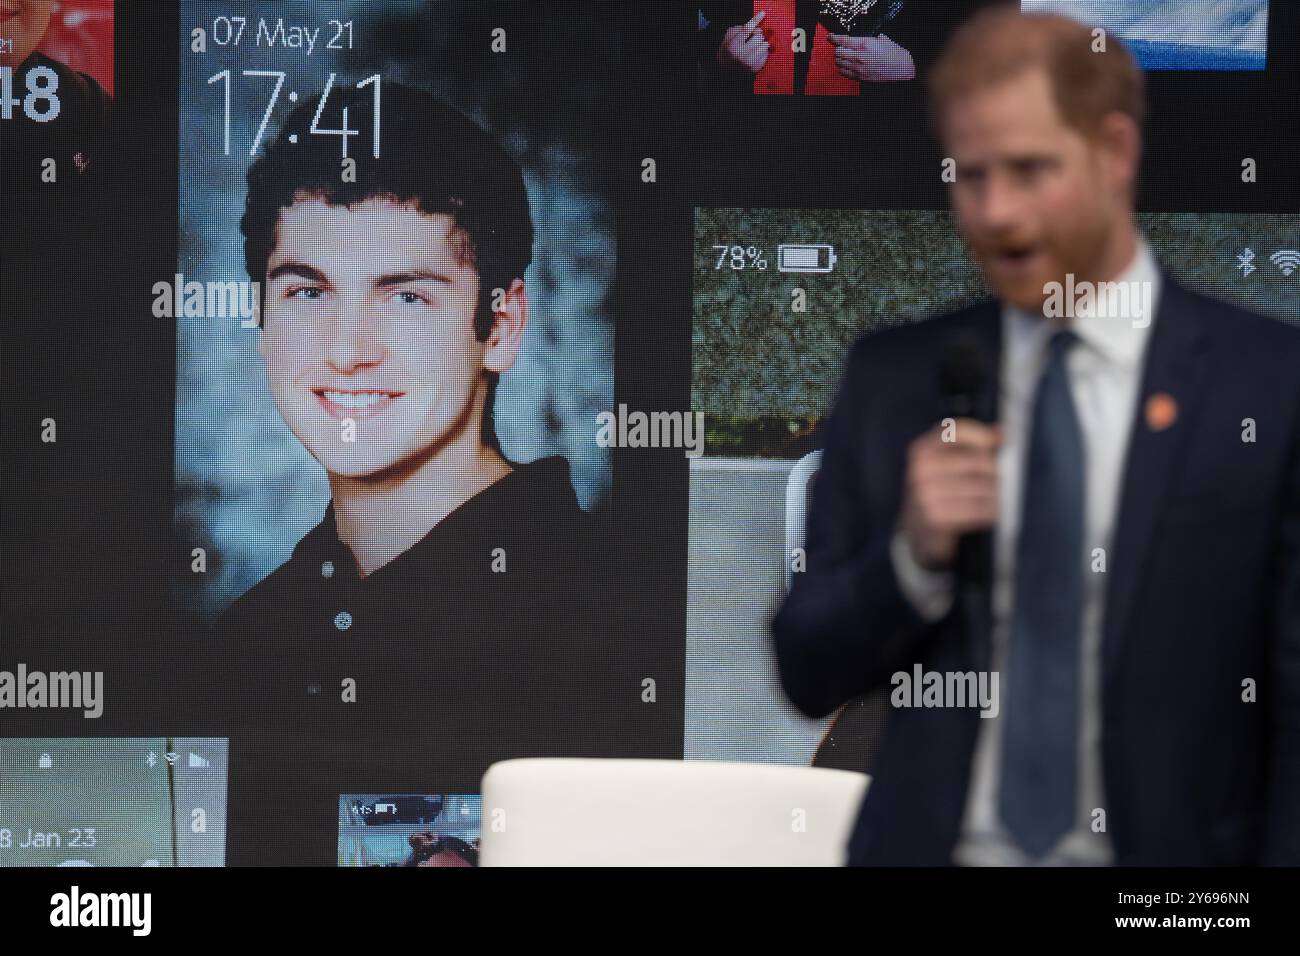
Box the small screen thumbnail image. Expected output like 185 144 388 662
1022 0 1269 72
338 794 481 867
688 207 1300 770
0 737 228 867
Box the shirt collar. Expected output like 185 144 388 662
1005 236 1161 370
288 455 579 583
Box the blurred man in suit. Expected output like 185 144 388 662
773 7 1300 865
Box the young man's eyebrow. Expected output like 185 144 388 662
266 262 330 284
373 269 457 288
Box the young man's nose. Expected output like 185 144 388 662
323 309 385 371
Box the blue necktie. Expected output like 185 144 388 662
999 328 1085 859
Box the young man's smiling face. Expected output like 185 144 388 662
259 195 520 480
0 0 54 69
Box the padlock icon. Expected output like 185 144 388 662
39 753 53 769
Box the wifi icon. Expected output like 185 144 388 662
1270 250 1300 276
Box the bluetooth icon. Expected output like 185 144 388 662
1237 248 1257 277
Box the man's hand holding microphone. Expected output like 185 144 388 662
899 419 1002 572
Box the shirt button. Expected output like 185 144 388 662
334 611 353 631
322 561 335 579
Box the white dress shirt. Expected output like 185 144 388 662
889 238 1161 865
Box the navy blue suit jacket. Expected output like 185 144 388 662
772 276 1300 865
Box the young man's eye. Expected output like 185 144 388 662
287 286 324 300
391 290 428 306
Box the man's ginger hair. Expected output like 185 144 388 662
928 7 1146 144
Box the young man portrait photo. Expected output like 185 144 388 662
215 82 626 713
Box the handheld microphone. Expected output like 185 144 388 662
939 339 992 588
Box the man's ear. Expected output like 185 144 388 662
482 277 527 375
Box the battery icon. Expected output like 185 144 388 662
777 243 838 273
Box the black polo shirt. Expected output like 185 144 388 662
210 456 658 864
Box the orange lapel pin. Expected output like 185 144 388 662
1145 392 1178 432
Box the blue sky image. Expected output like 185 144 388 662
1023 0 1268 70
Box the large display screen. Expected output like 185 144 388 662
2 0 1299 891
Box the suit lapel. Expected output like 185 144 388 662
1101 276 1213 686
